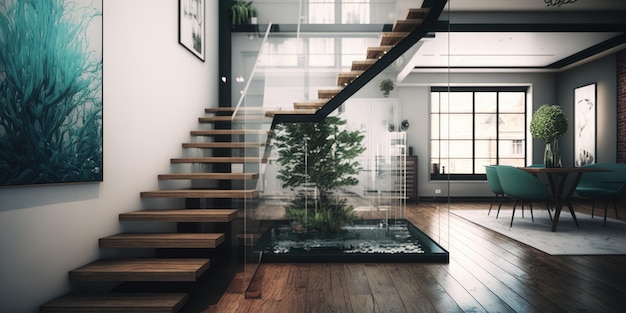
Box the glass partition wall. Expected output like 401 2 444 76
229 0 451 295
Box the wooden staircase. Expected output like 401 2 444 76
40 3 441 312
41 107 264 313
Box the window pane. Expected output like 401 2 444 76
448 114 472 139
309 38 334 67
431 114 440 138
342 0 370 24
499 92 525 113
475 140 497 158
475 114 497 139
449 140 473 158
499 139 525 157
431 92 440 113
498 158 526 167
475 159 496 173
448 92 473 113
431 140 440 158
475 92 497 113
448 159 473 174
309 0 335 23
499 113 525 140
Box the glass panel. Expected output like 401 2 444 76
475 114 497 139
499 113 525 139
499 92 525 113
342 0 371 24
475 140 497 158
448 159 472 174
448 114 472 139
309 0 335 23
475 92 497 113
448 92 473 113
309 38 335 67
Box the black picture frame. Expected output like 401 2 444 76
574 82 597 167
179 0 206 61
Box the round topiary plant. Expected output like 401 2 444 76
529 104 568 167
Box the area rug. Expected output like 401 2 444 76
451 209 626 255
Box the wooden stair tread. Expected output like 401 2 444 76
293 100 327 110
337 71 364 86
100 233 225 249
40 292 188 313
205 107 264 113
157 173 259 180
170 157 266 164
318 88 343 99
367 46 393 59
140 189 259 199
265 109 317 117
407 8 430 19
119 209 238 223
69 259 210 282
199 116 268 123
381 32 410 46
351 59 376 71
190 129 267 136
392 19 424 32
182 142 265 148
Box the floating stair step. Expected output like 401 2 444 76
205 107 264 114
40 292 188 313
318 88 343 99
190 129 267 136
182 142 265 149
381 32 409 46
170 157 266 164
198 116 267 123
392 19 423 32
294 100 327 110
119 209 238 223
407 8 430 19
337 71 364 86
140 189 259 199
99 233 225 249
157 173 259 180
367 46 393 59
351 59 376 71
69 258 210 282
265 109 317 117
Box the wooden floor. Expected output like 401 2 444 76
201 200 626 313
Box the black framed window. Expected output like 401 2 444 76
430 87 527 180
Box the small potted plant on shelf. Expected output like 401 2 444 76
529 104 568 167
230 0 257 25
380 78 395 97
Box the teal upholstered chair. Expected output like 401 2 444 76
576 163 626 225
485 166 505 217
496 165 553 227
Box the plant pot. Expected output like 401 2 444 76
250 17 258 24
544 139 562 168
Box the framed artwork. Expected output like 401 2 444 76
179 0 206 61
574 83 596 167
0 0 103 187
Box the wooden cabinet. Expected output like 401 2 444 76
406 156 418 203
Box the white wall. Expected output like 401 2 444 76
0 1 218 312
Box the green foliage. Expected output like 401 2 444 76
285 197 357 233
230 0 256 25
379 79 394 95
0 0 103 185
273 115 365 232
529 104 568 142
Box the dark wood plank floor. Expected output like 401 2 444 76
202 201 626 313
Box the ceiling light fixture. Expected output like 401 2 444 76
545 0 578 7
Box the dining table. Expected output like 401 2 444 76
519 166 611 232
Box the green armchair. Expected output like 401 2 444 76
485 166 506 217
575 163 626 225
496 165 553 227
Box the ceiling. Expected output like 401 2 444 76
404 0 626 71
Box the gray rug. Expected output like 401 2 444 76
451 209 626 255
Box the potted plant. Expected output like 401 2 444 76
249 6 258 24
273 116 365 233
379 78 395 97
529 104 568 167
230 0 257 25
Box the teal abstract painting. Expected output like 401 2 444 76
0 0 103 186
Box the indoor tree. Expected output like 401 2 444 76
272 115 365 233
